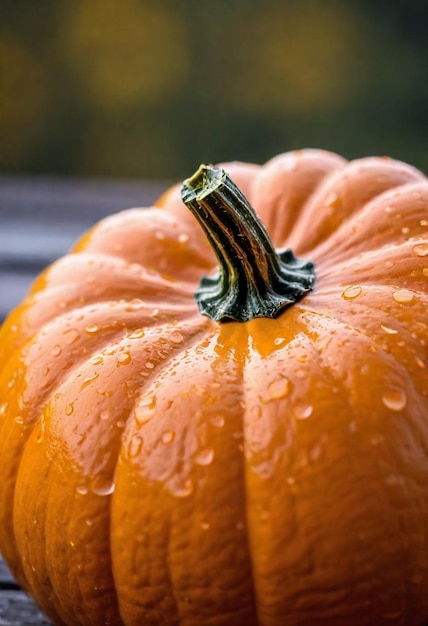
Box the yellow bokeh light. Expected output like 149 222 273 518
61 0 190 111
227 2 367 115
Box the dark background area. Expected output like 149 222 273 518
1 0 428 181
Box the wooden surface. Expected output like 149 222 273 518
0 174 167 624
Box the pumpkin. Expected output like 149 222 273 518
0 149 427 626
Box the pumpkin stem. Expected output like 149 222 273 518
181 165 316 322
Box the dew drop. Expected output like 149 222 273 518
0 401 8 416
172 479 193 498
200 521 210 530
274 337 286 346
263 378 290 402
116 349 132 365
195 448 215 466
76 485 88 495
134 396 156 425
128 434 143 458
145 361 155 369
90 355 104 366
65 403 74 416
342 285 362 300
392 289 415 304
413 243 428 257
90 478 115 496
382 388 407 411
161 430 175 444
210 415 225 428
128 329 145 340
126 298 146 311
85 323 99 334
85 519 93 526
380 324 398 335
169 331 184 344
80 372 99 390
51 345 62 357
415 356 426 369
99 409 111 421
178 233 189 243
294 402 313 420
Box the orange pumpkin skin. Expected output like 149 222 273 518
0 149 428 626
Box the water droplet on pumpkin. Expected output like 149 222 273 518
15 415 24 425
382 388 407 411
116 349 132 365
392 289 415 304
342 285 362 300
178 233 189 243
90 478 115 496
50 345 62 357
0 402 8 416
161 430 175 444
172 479 193 498
195 448 214 466
85 323 99 334
65 403 74 415
76 485 88 495
415 356 426 368
145 361 155 369
85 519 93 526
274 337 286 346
200 521 210 530
125 298 146 312
128 329 145 340
413 243 428 257
267 378 290 401
99 409 111 421
155 230 165 240
294 402 313 420
211 415 225 428
380 324 398 335
128 434 143 458
80 372 99 390
169 330 184 344
134 396 156 425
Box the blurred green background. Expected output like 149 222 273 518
2 0 427 180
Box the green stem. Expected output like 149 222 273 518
181 165 316 322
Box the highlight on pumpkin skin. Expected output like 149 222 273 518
181 164 317 322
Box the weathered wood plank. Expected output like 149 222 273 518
0 559 15 587
0 589 52 625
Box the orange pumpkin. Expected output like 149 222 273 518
0 149 427 626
